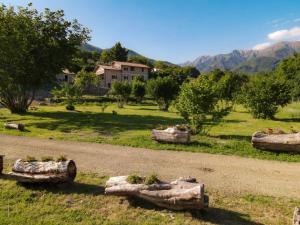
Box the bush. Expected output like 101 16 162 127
132 79 146 103
176 76 231 134
66 105 75 111
23 155 37 162
110 81 131 108
127 175 144 184
41 156 54 162
240 75 291 119
146 77 179 111
56 155 67 162
145 174 160 185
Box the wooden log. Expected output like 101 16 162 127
152 127 190 144
251 131 300 152
105 176 208 210
0 155 3 174
4 123 25 131
9 159 77 183
293 207 300 225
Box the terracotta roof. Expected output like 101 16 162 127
96 65 121 71
112 61 150 68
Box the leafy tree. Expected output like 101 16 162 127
128 55 154 69
275 53 300 99
146 77 179 111
100 42 128 63
110 81 131 108
51 83 81 110
240 75 291 119
176 76 231 134
70 50 100 73
0 4 90 113
73 70 99 94
132 79 146 103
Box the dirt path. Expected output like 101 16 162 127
1 134 300 198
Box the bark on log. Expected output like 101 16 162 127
9 159 77 183
4 123 25 131
0 155 4 174
252 131 300 152
105 176 208 210
293 207 300 225
152 128 190 144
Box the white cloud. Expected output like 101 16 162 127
252 42 272 50
268 26 300 41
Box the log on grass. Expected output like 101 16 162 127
152 128 190 144
252 131 300 152
105 176 208 210
4 123 25 131
9 159 77 183
293 207 300 225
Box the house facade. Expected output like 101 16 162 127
95 61 150 88
56 69 76 83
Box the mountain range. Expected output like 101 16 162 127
182 41 300 73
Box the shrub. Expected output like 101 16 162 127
147 77 179 111
132 79 146 103
66 105 75 111
176 76 231 134
127 174 144 184
110 81 131 108
145 174 160 185
23 156 37 162
41 156 54 162
240 75 292 119
56 155 67 162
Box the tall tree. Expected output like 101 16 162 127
101 42 128 63
0 4 90 113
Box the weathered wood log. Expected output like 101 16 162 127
0 155 4 174
105 176 208 210
293 207 300 225
252 131 300 152
152 127 190 144
9 159 77 183
4 123 25 131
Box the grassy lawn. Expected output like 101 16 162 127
0 167 298 225
1 102 300 161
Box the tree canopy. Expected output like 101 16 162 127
101 42 128 63
0 4 90 113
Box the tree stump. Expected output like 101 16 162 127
293 207 300 225
252 131 300 152
9 159 77 183
4 123 25 131
105 176 208 210
0 155 4 174
152 127 190 144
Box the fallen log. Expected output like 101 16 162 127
152 127 190 144
251 131 300 152
4 123 25 131
105 176 208 210
293 207 300 225
0 155 4 174
9 159 76 183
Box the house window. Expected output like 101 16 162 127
123 76 128 80
142 68 144 72
112 75 117 79
108 83 111 88
123 67 128 71
130 67 135 71
64 75 68 81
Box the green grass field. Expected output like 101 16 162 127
1 101 300 161
0 167 298 225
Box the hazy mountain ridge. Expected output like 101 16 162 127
182 41 300 73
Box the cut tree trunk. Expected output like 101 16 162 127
152 128 190 144
4 123 25 131
0 155 4 174
252 131 300 152
105 176 208 210
293 207 300 225
9 159 77 183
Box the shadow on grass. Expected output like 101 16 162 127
127 197 262 225
273 117 300 122
18 181 105 196
27 111 184 135
211 135 252 142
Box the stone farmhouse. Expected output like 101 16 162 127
95 61 150 89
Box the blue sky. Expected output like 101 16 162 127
2 0 300 63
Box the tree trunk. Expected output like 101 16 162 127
152 128 191 144
105 176 208 210
4 123 25 131
252 131 300 152
9 159 77 183
0 155 4 174
293 207 300 225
